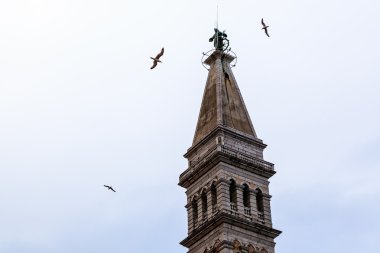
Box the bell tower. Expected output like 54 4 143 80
178 36 281 253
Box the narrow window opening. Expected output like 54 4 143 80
192 199 198 227
211 183 217 213
201 191 207 220
256 188 264 212
256 188 265 223
243 184 251 216
243 184 250 207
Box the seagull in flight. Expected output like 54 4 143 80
261 18 270 37
104 185 116 192
150 47 164 69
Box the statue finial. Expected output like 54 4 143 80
209 28 229 51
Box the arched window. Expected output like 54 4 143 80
211 183 217 213
192 198 198 227
243 184 250 207
243 184 251 216
229 179 237 211
256 188 264 212
201 191 207 219
256 188 265 222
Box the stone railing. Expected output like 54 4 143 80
257 211 265 224
230 203 238 211
244 207 251 216
220 146 274 170
180 145 274 182
230 202 239 217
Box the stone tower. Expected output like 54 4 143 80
178 49 281 253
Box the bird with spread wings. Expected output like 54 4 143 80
150 47 164 69
104 185 116 192
261 18 270 37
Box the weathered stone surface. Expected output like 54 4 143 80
193 50 256 145
179 50 281 253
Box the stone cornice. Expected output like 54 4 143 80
180 212 282 248
185 126 266 159
179 150 276 188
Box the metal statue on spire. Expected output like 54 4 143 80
209 28 229 51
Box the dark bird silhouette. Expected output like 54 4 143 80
150 47 164 69
261 18 270 37
104 185 116 192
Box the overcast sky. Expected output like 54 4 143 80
0 1 379 252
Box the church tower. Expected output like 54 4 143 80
178 34 281 253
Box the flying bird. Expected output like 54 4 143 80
104 185 116 192
261 18 270 37
150 47 164 69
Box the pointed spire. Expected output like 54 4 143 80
193 50 257 145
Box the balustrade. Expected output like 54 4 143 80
257 211 265 224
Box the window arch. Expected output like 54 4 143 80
256 188 265 222
243 183 251 216
256 188 264 212
243 184 250 208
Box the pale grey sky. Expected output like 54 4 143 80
0 1 379 252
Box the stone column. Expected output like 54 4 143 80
263 194 273 227
197 196 203 225
236 185 244 217
250 189 258 220
207 187 213 218
200 191 208 222
186 202 193 233
217 179 230 213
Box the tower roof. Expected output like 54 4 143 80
192 50 257 145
